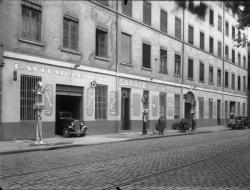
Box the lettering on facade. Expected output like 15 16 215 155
110 91 118 116
44 84 53 116
86 88 94 116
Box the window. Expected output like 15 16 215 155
95 85 107 119
225 45 229 60
142 43 151 69
188 25 194 44
199 2 206 20
209 98 213 118
243 56 246 68
198 97 204 119
143 90 149 109
122 0 132 17
209 66 213 84
96 28 108 58
63 16 79 50
243 76 246 92
143 0 151 26
237 102 240 116
243 103 246 116
209 9 214 25
231 73 235 90
217 69 221 86
225 71 229 88
188 58 193 79
98 0 109 7
238 76 241 91
174 54 181 76
218 41 222 57
209 36 213 54
199 62 204 82
175 17 181 40
200 32 204 50
218 15 222 32
174 94 180 119
232 49 235 63
225 21 229 36
20 75 41 120
160 10 168 33
160 49 167 74
121 33 131 64
21 2 42 42
238 30 241 43
232 26 235 39
238 53 241 66
225 100 228 119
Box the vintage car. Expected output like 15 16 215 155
227 116 249 130
56 111 87 137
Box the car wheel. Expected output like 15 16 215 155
63 128 70 138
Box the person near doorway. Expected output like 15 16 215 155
157 113 165 135
191 112 196 131
142 112 148 135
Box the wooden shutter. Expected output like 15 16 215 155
121 33 131 64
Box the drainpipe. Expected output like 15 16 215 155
181 6 185 119
222 2 225 125
115 0 119 133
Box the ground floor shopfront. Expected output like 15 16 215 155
0 52 248 140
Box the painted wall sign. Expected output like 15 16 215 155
110 91 118 116
119 78 180 93
44 84 53 116
86 88 94 116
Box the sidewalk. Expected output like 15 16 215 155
0 125 229 155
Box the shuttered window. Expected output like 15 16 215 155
160 10 168 33
21 2 42 42
188 25 194 44
188 59 193 79
209 37 213 54
20 75 42 120
218 41 222 57
225 45 229 60
209 66 213 84
160 49 167 74
238 76 241 91
143 1 151 26
174 94 180 119
175 17 181 39
174 54 181 76
209 98 213 118
200 32 204 50
121 33 131 64
231 73 235 90
199 62 204 82
225 71 229 88
232 49 235 63
142 43 151 69
217 69 221 86
96 28 108 58
95 85 107 120
198 97 204 119
63 16 79 50
122 0 132 17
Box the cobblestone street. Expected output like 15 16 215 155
1 129 250 190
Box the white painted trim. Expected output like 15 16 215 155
4 51 248 99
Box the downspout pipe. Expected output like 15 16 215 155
222 2 225 124
115 0 119 133
181 6 185 119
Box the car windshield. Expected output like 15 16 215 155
61 112 72 118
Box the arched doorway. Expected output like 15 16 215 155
184 92 196 125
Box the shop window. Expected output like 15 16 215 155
217 69 221 86
95 85 107 120
188 58 193 79
142 43 151 69
198 97 204 119
188 25 194 45
21 1 42 42
160 49 167 74
143 0 151 26
20 75 42 120
174 94 180 119
200 32 204 50
175 17 181 40
63 16 79 51
96 28 108 58
199 62 204 82
174 54 181 76
209 98 213 119
121 33 131 64
160 10 168 33
122 0 132 17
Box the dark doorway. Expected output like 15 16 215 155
121 88 131 130
185 102 192 119
160 92 167 119
217 99 221 125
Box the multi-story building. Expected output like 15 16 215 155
0 0 248 140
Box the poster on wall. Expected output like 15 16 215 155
86 88 94 116
110 91 118 116
44 84 53 116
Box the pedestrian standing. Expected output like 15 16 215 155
191 113 196 130
158 113 165 135
142 112 148 135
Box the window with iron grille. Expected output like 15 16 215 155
237 102 240 116
218 41 222 57
97 0 109 7
218 15 222 32
209 9 214 25
225 21 229 36
174 94 180 119
198 97 204 119
175 17 181 40
63 16 79 51
174 54 181 76
232 49 235 63
95 85 107 120
209 98 213 118
209 36 213 54
96 28 108 58
238 76 241 91
217 69 221 86
143 0 151 26
209 66 213 84
122 0 132 17
238 53 241 66
225 45 229 60
121 32 131 64
160 49 167 74
20 75 42 120
142 43 151 69
231 73 235 90
243 56 246 68
232 26 235 39
225 100 228 119
188 58 193 79
143 90 149 109
200 32 204 50
199 62 204 82
188 25 194 44
225 71 229 88
243 103 246 116
243 76 246 92
21 1 42 42
160 10 168 33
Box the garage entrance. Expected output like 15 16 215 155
55 85 83 135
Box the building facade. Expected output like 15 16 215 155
0 0 248 140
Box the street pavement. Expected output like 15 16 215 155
0 129 250 190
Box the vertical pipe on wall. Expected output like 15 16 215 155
222 2 225 124
180 5 185 119
115 0 119 133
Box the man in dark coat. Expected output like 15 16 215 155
142 112 148 135
158 114 165 135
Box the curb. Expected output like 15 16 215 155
0 128 229 156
